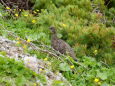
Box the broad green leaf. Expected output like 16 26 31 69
59 63 71 71
97 73 107 80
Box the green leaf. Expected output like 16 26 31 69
16 76 26 86
101 83 110 86
59 63 71 72
97 72 107 80
52 80 64 86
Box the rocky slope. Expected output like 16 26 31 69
0 36 71 86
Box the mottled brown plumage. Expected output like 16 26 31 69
49 26 77 61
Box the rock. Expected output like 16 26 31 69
0 36 72 86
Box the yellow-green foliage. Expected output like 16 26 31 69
0 0 114 63
0 0 115 85
29 0 115 64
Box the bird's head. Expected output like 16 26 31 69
49 26 56 34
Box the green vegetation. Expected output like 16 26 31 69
0 52 46 86
0 0 115 86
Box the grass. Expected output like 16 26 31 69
0 0 115 85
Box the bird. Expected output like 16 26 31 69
49 26 77 61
